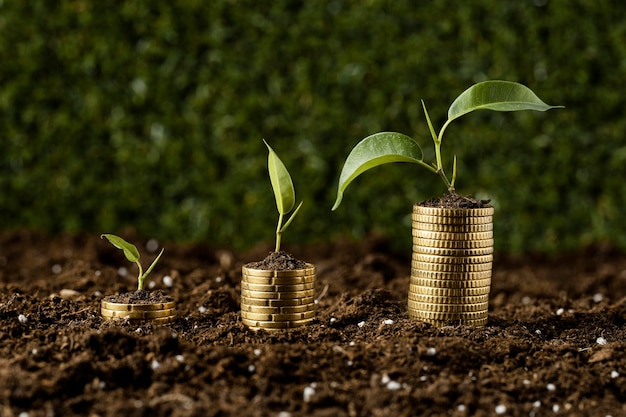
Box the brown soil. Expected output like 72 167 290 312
419 192 492 209
245 251 309 270
104 290 175 305
0 230 625 417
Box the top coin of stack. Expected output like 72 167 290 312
241 264 316 330
409 205 494 327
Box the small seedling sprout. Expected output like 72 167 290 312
332 80 563 210
101 234 164 291
264 140 303 252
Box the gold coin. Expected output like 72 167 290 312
410 261 492 272
407 300 488 313
101 300 176 312
412 245 493 257
413 238 494 249
411 269 492 280
242 296 315 307
241 303 315 315
241 310 316 322
412 253 493 265
242 275 316 285
242 317 315 330
101 308 176 319
241 282 315 293
412 214 493 225
407 313 488 327
412 222 493 232
101 315 177 325
412 206 494 217
240 288 315 300
410 280 491 293
242 264 315 278
409 293 490 304
412 229 493 241
405 308 489 321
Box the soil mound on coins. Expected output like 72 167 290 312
419 192 492 208
245 250 309 270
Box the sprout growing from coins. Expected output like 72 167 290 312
264 140 303 252
101 234 164 291
332 80 564 209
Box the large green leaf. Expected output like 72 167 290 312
447 80 564 123
101 234 140 263
264 140 295 215
332 132 428 210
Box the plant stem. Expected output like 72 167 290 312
136 261 144 291
275 214 283 252
433 140 454 193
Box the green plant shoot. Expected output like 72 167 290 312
264 140 303 252
332 80 563 210
101 234 164 291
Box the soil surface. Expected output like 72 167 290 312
419 192 492 209
0 230 625 417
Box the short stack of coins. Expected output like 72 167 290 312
409 205 494 327
101 300 176 325
241 264 316 331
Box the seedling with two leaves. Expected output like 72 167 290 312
332 80 563 210
101 234 164 291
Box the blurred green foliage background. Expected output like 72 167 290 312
1 1 625 254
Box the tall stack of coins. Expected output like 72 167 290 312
101 300 176 325
241 264 316 331
410 205 494 327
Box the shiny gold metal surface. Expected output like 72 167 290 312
242 264 315 278
241 282 315 293
412 206 494 217
409 281 491 292
412 229 493 241
410 261 492 272
242 275 316 285
412 238 494 249
410 269 492 280
241 317 315 330
412 214 493 225
408 293 490 304
412 245 494 256
407 300 489 313
405 308 489 321
412 253 493 265
412 222 494 232
101 300 176 312
101 307 176 319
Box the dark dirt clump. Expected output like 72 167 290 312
103 289 175 304
419 192 492 209
1 230 625 416
245 250 309 270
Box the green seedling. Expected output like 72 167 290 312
101 234 164 291
264 140 303 252
332 80 563 210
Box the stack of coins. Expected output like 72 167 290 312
409 205 494 327
101 300 176 325
241 264 316 331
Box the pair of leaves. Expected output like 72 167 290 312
101 234 164 290
332 81 563 209
264 140 303 232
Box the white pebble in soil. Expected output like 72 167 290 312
117 267 128 277
546 383 556 392
198 306 207 314
383 319 394 325
150 360 161 370
596 337 608 345
593 293 604 303
163 275 173 287
426 347 437 356
611 370 619 379
52 264 62 274
495 404 507 415
357 321 365 328
303 384 316 403
18 314 28 324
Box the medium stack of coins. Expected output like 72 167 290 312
410 205 494 327
101 300 176 325
241 264 316 331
